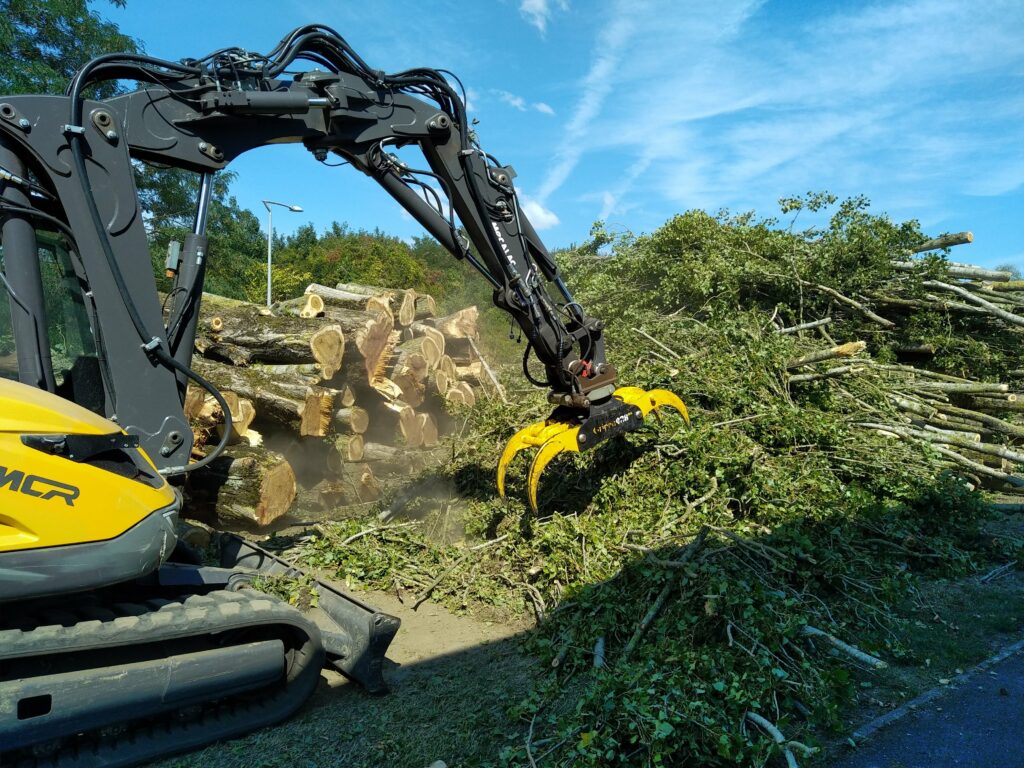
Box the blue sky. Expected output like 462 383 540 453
104 0 1024 269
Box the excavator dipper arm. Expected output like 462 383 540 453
0 25 686 509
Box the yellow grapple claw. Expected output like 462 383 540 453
614 386 690 424
527 427 581 514
498 420 576 497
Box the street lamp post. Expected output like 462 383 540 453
262 199 304 307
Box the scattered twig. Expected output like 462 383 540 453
799 280 895 328
632 326 682 359
801 625 888 669
777 317 832 334
593 637 606 669
744 711 799 768
979 561 1017 584
525 712 538 768
340 521 419 546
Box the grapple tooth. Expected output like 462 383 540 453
527 427 581 514
497 420 574 497
614 387 689 424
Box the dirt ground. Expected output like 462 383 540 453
158 589 538 768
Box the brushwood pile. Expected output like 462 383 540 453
265 195 1024 766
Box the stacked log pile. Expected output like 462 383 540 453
179 283 499 529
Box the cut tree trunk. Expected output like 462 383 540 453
426 306 479 338
272 294 324 318
314 307 394 385
404 322 447 357
372 400 422 447
335 282 417 326
332 406 370 435
418 412 439 447
197 305 345 378
414 292 437 320
324 434 366 474
185 445 296 528
306 283 393 321
446 380 477 407
191 358 335 437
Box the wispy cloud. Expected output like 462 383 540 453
537 0 1024 232
537 0 642 202
519 0 569 35
494 89 556 115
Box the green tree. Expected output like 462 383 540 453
0 0 135 96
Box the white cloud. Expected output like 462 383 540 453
496 90 528 111
494 90 556 116
520 194 561 229
519 0 569 34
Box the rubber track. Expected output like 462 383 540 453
1 590 325 768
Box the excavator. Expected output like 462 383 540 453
0 25 686 766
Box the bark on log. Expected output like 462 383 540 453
426 306 479 338
191 358 335 437
185 445 296 528
373 400 422 447
333 282 416 325
249 362 324 379
272 294 324 318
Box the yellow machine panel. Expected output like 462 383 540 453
0 379 177 552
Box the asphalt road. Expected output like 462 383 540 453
833 648 1024 768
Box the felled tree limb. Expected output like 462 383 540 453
801 625 887 669
787 341 865 369
910 231 973 252
800 280 895 328
620 526 708 664
777 317 832 334
788 365 862 384
922 280 1024 328
744 712 799 768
